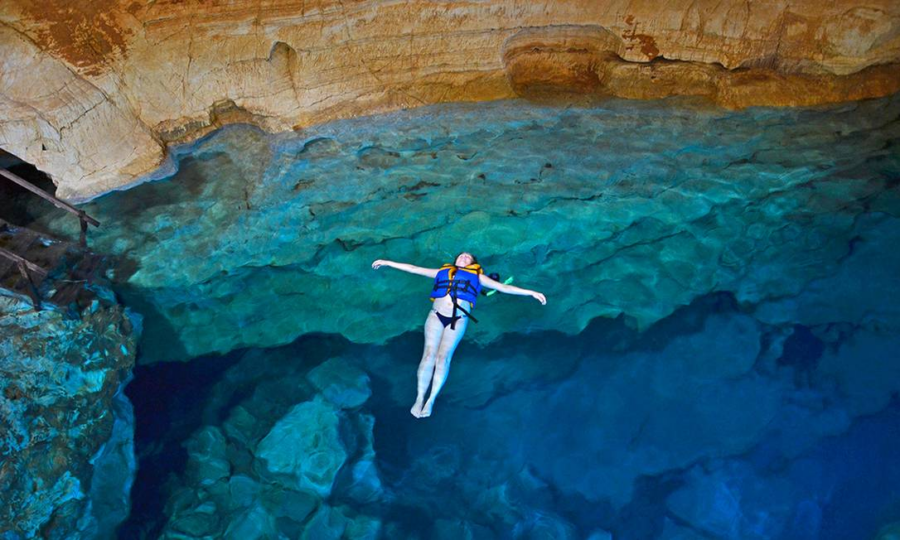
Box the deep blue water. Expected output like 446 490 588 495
119 293 900 539
34 95 900 539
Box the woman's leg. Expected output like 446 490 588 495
420 315 468 418
412 309 444 417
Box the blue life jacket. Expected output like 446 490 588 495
430 263 483 306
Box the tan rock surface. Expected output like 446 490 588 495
1 0 899 201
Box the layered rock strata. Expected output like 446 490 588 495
1 0 899 200
0 286 140 537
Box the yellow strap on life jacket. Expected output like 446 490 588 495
438 262 482 280
458 263 483 275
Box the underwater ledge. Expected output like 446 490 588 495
29 93 900 364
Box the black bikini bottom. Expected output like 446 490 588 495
434 302 478 329
435 311 462 328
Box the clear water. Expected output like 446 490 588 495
37 95 900 539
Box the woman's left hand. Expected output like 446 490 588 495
532 292 547 305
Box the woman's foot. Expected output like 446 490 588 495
420 401 434 418
410 400 424 418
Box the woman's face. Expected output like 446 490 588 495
455 252 475 266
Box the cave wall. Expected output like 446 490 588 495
1 0 899 201
0 294 140 538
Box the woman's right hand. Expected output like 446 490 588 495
372 259 390 270
532 291 547 305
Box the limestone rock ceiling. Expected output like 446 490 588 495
1 0 899 201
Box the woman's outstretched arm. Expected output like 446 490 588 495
480 273 547 305
372 259 440 279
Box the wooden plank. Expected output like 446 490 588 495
15 260 43 310
0 169 100 227
0 247 47 277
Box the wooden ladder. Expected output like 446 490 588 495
0 169 101 310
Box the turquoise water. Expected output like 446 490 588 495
38 95 900 538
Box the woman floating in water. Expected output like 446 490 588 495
371 252 547 418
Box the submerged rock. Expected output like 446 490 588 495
658 520 706 540
667 461 796 540
333 414 383 505
0 293 140 538
82 382 136 538
303 505 381 540
754 213 900 333
223 503 276 540
264 488 317 525
432 519 495 540
255 397 347 497
512 312 784 507
165 500 220 538
185 426 231 487
301 505 348 540
307 357 372 409
876 523 900 540
146 344 389 537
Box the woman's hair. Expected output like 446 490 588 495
456 252 478 265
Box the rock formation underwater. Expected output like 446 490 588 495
5 92 899 538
